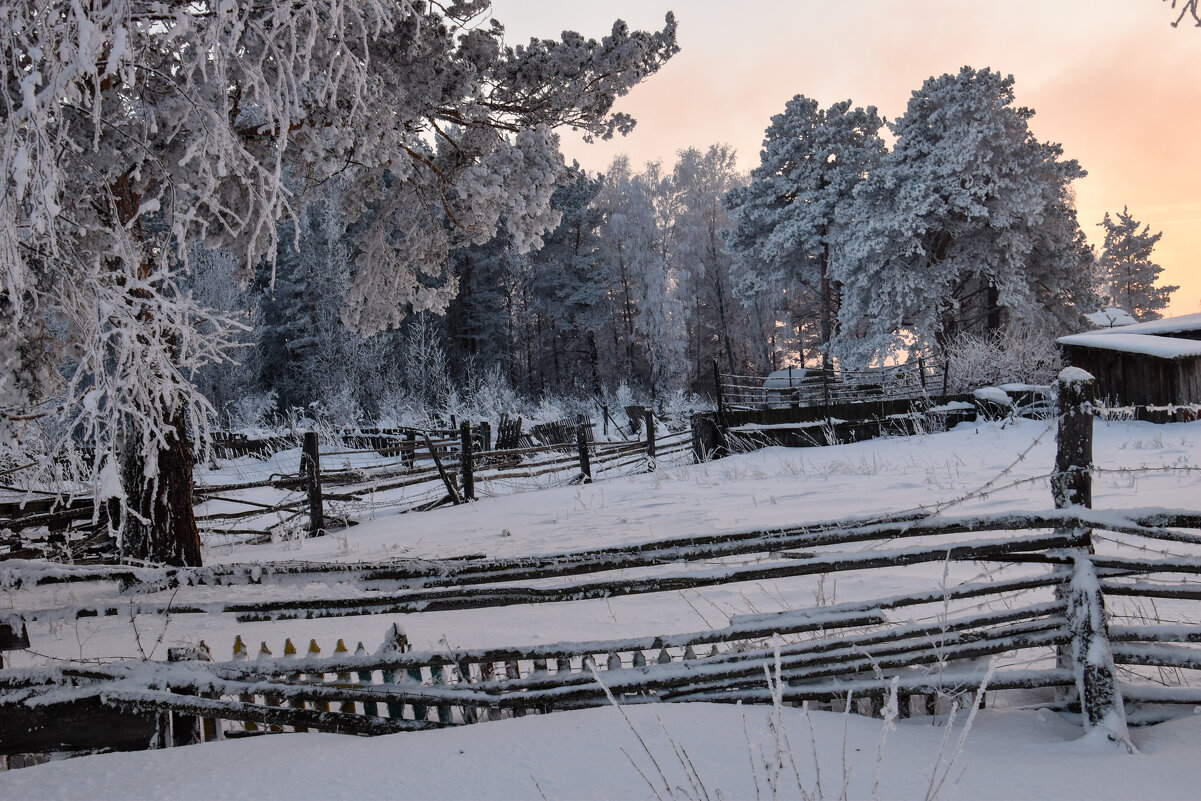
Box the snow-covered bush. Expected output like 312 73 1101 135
942 329 1062 393
224 391 278 434
451 364 525 424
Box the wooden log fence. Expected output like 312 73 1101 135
1 417 692 551
5 370 1201 759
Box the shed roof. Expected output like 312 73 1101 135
1057 332 1201 359
1090 312 1201 336
1057 312 1201 361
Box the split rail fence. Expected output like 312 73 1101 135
2 371 1200 757
0 413 692 560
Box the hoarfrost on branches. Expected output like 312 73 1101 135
724 96 885 368
0 0 677 564
833 67 1095 367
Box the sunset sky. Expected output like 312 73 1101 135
493 0 1201 316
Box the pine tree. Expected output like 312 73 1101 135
526 165 607 396
595 157 659 391
834 67 1094 366
1097 207 1177 321
725 97 886 372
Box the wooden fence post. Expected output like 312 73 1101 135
259 640 282 732
479 421 492 454
691 413 726 463
576 423 592 483
1054 368 1131 751
404 431 416 469
301 432 325 536
712 357 730 450
167 642 213 745
423 431 462 505
233 635 257 732
379 624 409 721
645 409 656 472
602 404 610 437
712 358 725 420
460 421 476 502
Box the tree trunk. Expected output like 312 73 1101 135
111 170 202 568
819 242 835 409
713 272 737 379
986 284 1003 333
121 407 202 567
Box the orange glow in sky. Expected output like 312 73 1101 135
492 0 1201 316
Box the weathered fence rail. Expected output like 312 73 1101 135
1 415 689 559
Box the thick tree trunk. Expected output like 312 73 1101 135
121 407 202 567
111 170 202 568
712 273 737 379
819 244 836 411
986 284 1003 333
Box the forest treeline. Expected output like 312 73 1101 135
190 67 1173 428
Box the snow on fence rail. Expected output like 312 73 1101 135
4 371 1199 758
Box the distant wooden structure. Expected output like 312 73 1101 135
1058 312 1201 414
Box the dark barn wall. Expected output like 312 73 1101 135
1061 345 1201 407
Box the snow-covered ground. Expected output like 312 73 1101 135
5 703 1201 801
5 416 1201 799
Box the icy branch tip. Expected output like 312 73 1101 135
1058 366 1094 386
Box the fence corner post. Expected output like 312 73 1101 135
301 431 324 537
644 409 656 472
576 423 592 483
460 421 476 501
1054 367 1131 751
692 412 724 463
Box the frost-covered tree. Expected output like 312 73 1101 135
595 156 659 388
1097 207 1177 321
0 1 677 565
525 165 607 396
725 97 885 373
672 145 760 386
255 182 376 416
184 246 261 426
636 160 690 400
445 163 606 397
834 67 1094 366
446 229 523 386
591 157 693 399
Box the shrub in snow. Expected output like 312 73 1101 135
225 391 279 434
943 329 1062 393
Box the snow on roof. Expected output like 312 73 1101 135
1057 331 1201 359
1084 307 1138 328
1058 313 1201 360
1085 311 1201 337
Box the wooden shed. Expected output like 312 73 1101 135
1058 312 1201 410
